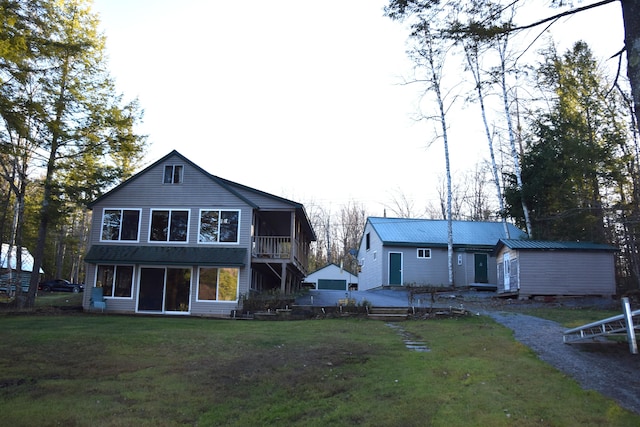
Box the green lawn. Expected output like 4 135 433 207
35 291 85 308
0 314 637 426
510 306 625 328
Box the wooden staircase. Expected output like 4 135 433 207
367 307 409 321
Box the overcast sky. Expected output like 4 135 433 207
92 0 624 217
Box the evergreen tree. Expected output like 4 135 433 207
0 0 146 307
505 42 628 243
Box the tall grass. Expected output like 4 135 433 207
0 315 637 426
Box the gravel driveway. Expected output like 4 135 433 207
482 309 640 415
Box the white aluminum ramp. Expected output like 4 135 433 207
563 297 639 354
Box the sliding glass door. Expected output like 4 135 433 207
138 267 191 313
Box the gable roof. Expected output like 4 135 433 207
87 150 315 240
307 263 342 275
306 263 357 276
304 263 358 281
495 239 618 253
367 217 526 248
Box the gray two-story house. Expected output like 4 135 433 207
82 150 315 317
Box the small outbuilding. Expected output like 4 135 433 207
303 263 358 291
357 217 526 290
0 243 43 293
494 239 618 298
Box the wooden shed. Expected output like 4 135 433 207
494 239 617 298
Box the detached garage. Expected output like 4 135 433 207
303 263 358 291
495 239 618 298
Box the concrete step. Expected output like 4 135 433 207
368 307 409 321
369 307 408 315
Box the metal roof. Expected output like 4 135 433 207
368 217 526 248
497 239 618 252
85 245 247 266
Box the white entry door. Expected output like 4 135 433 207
503 253 511 291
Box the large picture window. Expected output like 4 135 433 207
101 209 140 241
150 209 189 242
197 267 239 301
199 210 239 243
96 265 134 298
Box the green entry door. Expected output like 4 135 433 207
389 252 402 285
474 253 488 283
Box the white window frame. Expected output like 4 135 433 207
163 164 183 184
100 208 141 242
95 264 135 299
198 209 241 244
148 208 190 243
196 266 240 302
417 248 432 259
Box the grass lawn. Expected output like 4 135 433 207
511 306 627 328
35 291 85 308
0 314 638 426
0 291 84 309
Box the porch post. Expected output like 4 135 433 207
280 263 287 292
290 211 296 262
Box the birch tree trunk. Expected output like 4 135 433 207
497 36 533 237
421 26 454 287
463 41 510 237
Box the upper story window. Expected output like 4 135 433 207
365 232 370 250
417 248 431 259
163 165 183 184
101 209 140 241
150 209 189 242
199 209 240 243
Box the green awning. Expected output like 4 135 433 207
85 245 246 267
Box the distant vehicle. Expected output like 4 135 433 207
38 279 84 293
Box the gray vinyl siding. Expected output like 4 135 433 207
389 246 450 287
357 224 384 291
368 246 497 288
89 158 253 246
357 224 499 289
83 263 249 316
517 251 615 297
84 154 254 316
452 252 498 286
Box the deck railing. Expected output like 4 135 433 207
252 236 291 259
252 236 309 272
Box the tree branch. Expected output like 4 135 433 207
510 0 618 32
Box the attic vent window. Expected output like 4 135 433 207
164 165 183 184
